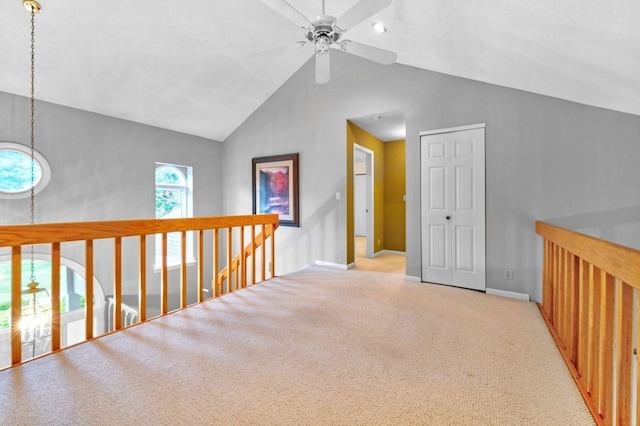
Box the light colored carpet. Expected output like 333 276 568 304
0 266 593 425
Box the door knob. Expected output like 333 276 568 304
446 216 451 220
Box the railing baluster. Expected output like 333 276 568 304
261 223 266 282
590 265 602 405
139 235 146 322
114 237 122 330
11 246 21 365
214 228 220 297
600 272 615 424
615 281 633 425
565 252 572 359
180 230 187 308
251 225 256 285
197 230 204 302
551 244 556 327
161 233 168 315
240 226 246 288
85 240 94 340
51 242 61 351
636 291 640 426
570 253 579 364
271 224 276 278
565 250 572 352
227 227 233 293
235 259 239 289
553 245 562 331
542 240 550 319
559 248 566 346
577 258 589 379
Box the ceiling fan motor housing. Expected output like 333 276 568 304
306 15 341 47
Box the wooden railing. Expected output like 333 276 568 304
537 221 640 425
0 214 278 369
215 221 276 296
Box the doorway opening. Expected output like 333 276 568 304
354 144 374 258
347 113 407 274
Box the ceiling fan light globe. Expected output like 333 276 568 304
316 37 331 52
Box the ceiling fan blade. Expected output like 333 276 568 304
336 40 397 65
334 0 392 32
316 50 330 84
260 0 313 29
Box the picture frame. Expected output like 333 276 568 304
252 153 299 227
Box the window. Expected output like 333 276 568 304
0 142 51 199
155 163 193 268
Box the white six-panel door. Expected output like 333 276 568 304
420 126 486 291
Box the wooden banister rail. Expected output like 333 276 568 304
0 214 278 369
536 221 640 426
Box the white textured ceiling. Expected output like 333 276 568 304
350 110 406 142
1 0 639 142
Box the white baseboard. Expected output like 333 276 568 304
314 260 353 270
374 249 406 257
404 275 421 283
486 288 530 301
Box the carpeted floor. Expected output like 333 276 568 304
353 236 406 274
0 266 593 425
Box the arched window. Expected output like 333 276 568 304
155 163 193 267
0 142 51 199
0 255 106 365
155 165 188 219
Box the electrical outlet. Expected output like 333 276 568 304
267 261 272 271
504 269 513 280
377 239 381 246
335 192 341 200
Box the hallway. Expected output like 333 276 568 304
353 236 405 274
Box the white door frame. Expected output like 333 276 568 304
420 123 486 136
420 123 486 289
354 144 374 258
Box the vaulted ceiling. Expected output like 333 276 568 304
1 0 638 141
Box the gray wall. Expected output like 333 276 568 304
223 51 640 302
0 91 224 305
2 51 639 304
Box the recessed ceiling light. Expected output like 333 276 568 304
372 22 387 33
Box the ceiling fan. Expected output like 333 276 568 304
261 0 397 84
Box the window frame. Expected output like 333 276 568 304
154 163 194 270
0 141 52 199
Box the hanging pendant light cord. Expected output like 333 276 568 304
29 7 36 284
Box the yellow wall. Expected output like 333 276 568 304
346 121 385 263
384 140 406 252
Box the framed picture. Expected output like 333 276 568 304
252 153 299 227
